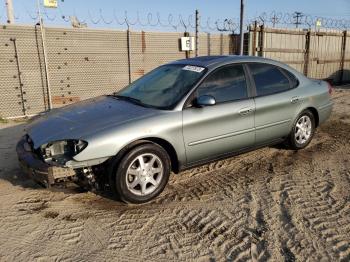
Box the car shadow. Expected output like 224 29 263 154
0 121 41 189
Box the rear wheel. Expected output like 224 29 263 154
111 143 170 204
287 110 315 150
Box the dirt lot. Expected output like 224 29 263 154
0 87 349 262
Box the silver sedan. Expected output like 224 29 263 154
17 56 333 203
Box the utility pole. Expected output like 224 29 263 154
293 11 303 28
37 0 53 110
195 9 199 57
271 14 278 28
5 0 15 24
239 0 244 55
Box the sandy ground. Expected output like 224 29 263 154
0 87 349 262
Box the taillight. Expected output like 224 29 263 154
326 81 333 95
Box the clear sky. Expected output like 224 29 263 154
1 0 349 31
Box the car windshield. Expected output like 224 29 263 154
115 64 207 109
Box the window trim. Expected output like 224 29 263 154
280 67 300 89
184 63 253 108
245 62 299 98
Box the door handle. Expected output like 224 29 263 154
291 96 300 103
239 107 254 115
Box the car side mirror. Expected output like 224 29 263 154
195 95 216 107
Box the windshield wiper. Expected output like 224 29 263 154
110 93 149 107
110 94 138 103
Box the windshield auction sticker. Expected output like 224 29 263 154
182 65 205 73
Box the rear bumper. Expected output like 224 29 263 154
16 136 76 187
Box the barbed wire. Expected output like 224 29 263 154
4 6 350 31
15 5 240 32
250 11 350 29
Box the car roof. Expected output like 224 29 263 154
170 55 282 68
169 55 305 78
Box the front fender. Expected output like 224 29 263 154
73 111 186 166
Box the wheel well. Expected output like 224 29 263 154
114 138 180 173
306 107 319 127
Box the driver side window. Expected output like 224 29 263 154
196 64 248 103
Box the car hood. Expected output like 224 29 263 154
26 95 159 149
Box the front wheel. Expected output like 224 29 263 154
111 143 171 204
287 110 316 150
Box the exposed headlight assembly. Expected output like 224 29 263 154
40 140 87 165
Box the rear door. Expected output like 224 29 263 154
247 63 301 145
182 64 255 164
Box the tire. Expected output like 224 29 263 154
287 109 316 150
110 143 171 204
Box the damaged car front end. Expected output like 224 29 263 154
15 94 166 191
16 135 78 187
17 134 108 189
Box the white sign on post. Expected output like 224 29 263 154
181 37 195 51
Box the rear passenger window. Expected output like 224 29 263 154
282 69 299 88
197 64 248 103
249 64 291 96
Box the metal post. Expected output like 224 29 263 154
195 9 199 57
239 0 245 55
5 0 14 24
303 30 311 77
126 27 132 84
259 24 265 57
11 38 26 116
252 21 257 56
37 0 53 110
184 31 190 59
220 33 223 55
207 33 211 56
339 30 347 84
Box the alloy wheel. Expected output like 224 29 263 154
125 153 164 196
295 115 312 144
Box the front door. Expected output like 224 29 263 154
182 64 255 164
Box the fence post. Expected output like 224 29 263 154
252 21 257 56
195 9 199 57
126 28 132 84
207 32 211 56
184 31 190 58
220 33 223 55
340 30 347 84
258 24 265 57
11 38 26 116
303 30 311 77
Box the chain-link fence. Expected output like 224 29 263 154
0 23 349 118
0 24 237 118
